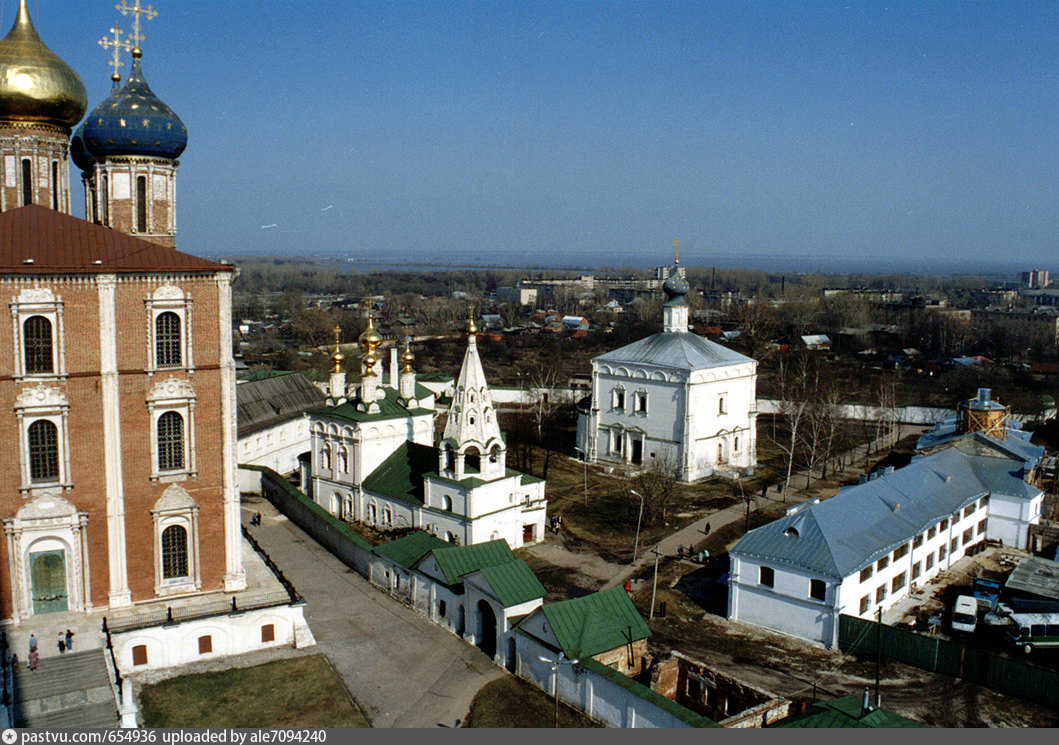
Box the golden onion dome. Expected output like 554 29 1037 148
0 0 87 129
331 325 344 373
358 312 382 350
400 339 415 373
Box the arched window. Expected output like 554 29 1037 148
157 411 185 471
339 447 349 473
21 158 31 205
136 176 147 232
155 312 182 367
718 396 726 415
490 445 501 464
23 316 53 374
322 447 331 470
443 444 455 471
28 419 59 482
161 524 189 579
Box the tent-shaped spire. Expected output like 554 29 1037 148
440 317 505 480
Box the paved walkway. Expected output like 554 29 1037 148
600 427 927 591
240 497 504 728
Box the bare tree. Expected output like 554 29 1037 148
771 352 811 501
633 447 680 525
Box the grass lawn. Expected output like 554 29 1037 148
464 675 600 728
139 654 370 728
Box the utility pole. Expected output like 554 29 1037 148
875 606 882 708
631 489 644 561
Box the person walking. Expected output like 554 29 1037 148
28 650 38 672
65 629 74 652
10 653 18 671
57 633 65 654
28 634 36 656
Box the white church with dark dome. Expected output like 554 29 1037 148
576 257 758 481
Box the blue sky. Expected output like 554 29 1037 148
25 1 1059 272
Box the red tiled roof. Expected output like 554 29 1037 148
0 205 230 274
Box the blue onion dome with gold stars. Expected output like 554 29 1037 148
81 50 186 161
0 0 87 130
663 266 690 306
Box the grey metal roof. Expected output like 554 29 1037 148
237 371 327 437
916 426 1043 467
1006 557 1059 602
732 446 1040 580
594 331 754 371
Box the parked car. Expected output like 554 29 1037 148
951 595 978 634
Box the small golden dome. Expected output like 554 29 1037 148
0 0 87 129
358 310 382 350
467 315 478 335
400 338 415 373
331 325 344 373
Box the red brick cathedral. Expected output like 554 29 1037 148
0 0 244 623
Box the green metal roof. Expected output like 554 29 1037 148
373 530 449 568
772 696 925 728
477 559 546 606
431 539 516 585
362 442 437 504
541 586 650 660
310 385 434 424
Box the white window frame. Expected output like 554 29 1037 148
145 284 193 375
634 389 648 414
10 287 65 381
152 484 200 596
612 386 625 411
15 383 71 493
147 377 197 482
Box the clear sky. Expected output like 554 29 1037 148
22 1 1059 272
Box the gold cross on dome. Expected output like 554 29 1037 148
673 237 680 264
116 0 158 54
98 25 131 82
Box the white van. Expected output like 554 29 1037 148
952 595 978 634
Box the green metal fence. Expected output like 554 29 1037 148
839 614 1059 707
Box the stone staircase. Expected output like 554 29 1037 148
10 649 119 728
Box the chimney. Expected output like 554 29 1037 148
978 388 991 403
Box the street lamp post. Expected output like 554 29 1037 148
649 548 661 620
538 652 578 727
630 489 644 561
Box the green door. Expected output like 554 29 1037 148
30 550 68 614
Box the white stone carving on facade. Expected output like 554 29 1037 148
154 483 197 513
147 376 195 402
16 492 77 521
15 383 68 410
153 283 184 301
17 287 56 304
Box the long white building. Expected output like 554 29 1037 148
576 263 757 481
729 435 1044 648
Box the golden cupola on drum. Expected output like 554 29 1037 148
0 0 87 214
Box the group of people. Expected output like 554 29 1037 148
10 629 74 672
548 514 564 533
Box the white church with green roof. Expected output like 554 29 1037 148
307 314 547 548
576 259 758 481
